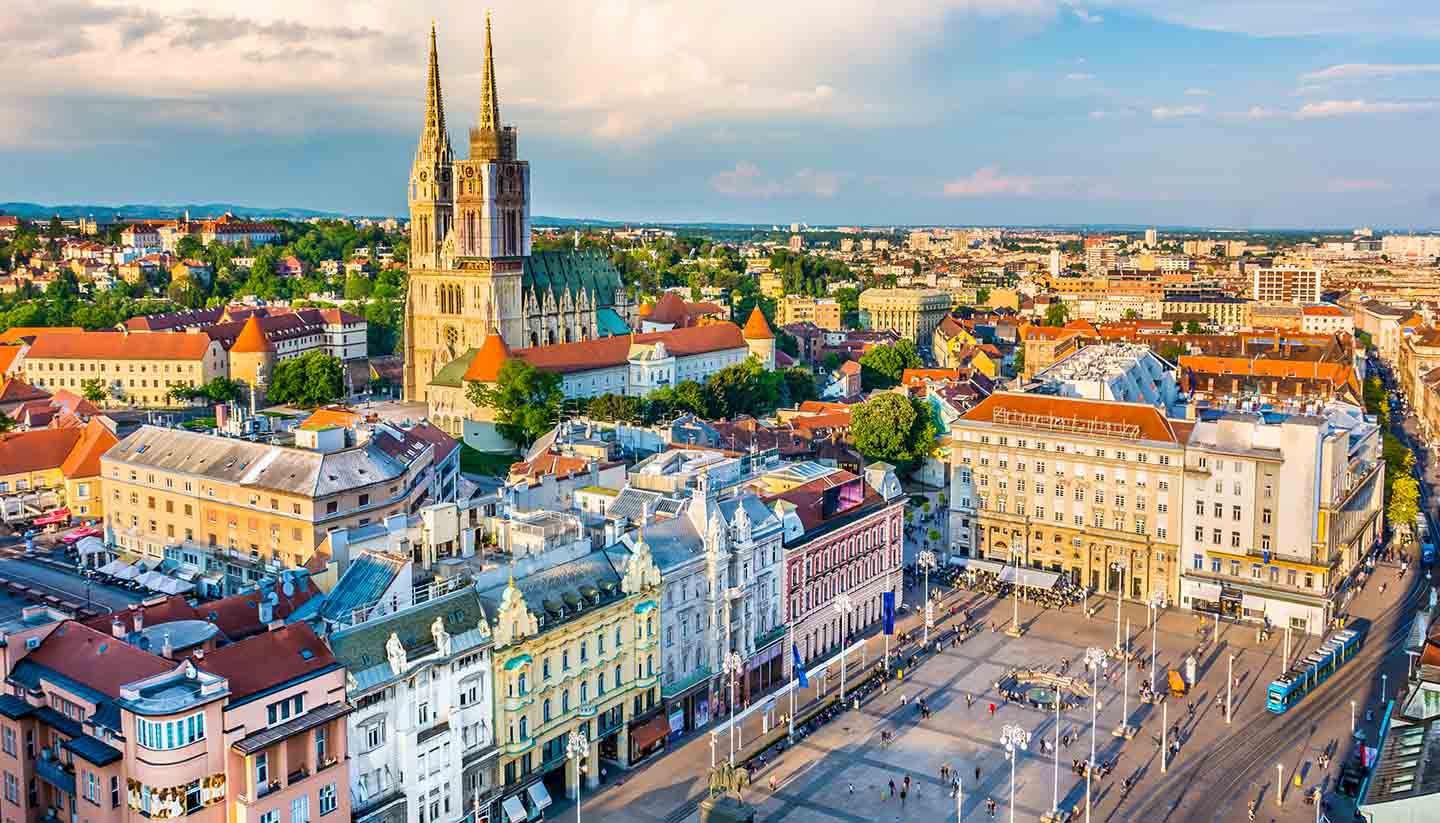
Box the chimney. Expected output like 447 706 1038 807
111 619 125 639
193 648 205 661
258 598 274 627
161 633 173 660
132 607 144 634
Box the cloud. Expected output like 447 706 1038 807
1328 179 1393 193
942 165 1048 196
1070 6 1103 23
710 162 842 199
1184 88 1213 97
1296 99 1440 118
1301 63 1440 83
1064 72 1094 81
1151 104 1205 119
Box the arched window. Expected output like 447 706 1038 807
562 690 571 713
518 673 527 695
543 699 552 722
519 716 528 739
581 682 589 704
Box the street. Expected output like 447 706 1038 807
0 555 141 615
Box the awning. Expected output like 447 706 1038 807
1241 593 1267 611
1184 579 1222 601
950 557 1006 574
503 654 532 672
33 508 71 526
999 566 1061 589
97 559 129 576
630 714 671 753
525 781 552 811
634 600 657 615
75 536 106 556
501 795 530 822
112 564 141 581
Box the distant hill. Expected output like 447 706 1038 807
0 202 354 222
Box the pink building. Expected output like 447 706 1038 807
0 610 349 823
770 463 906 671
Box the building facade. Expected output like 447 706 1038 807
949 393 1186 604
776 296 843 331
402 20 638 402
1251 265 1323 305
857 288 952 349
22 332 229 408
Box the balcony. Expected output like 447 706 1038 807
34 754 75 795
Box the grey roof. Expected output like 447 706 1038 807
631 517 705 572
64 734 122 766
477 552 627 633
609 488 664 522
0 694 32 720
716 494 782 534
321 551 407 623
103 425 424 497
330 588 490 689
232 701 351 755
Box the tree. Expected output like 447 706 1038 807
465 359 563 448
822 352 844 372
267 351 344 407
80 378 106 404
1389 474 1420 530
1185 320 1205 335
175 235 203 262
0 410 14 435
1170 320 1184 334
1043 300 1070 327
926 528 942 545
858 339 921 391
705 356 783 419
782 367 819 406
343 274 373 300
1122 309 1140 321
850 392 938 474
673 380 709 417
1013 345 1026 376
776 330 799 358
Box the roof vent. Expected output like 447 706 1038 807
300 648 315 661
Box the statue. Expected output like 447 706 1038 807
431 615 452 658
706 762 751 800
385 632 407 676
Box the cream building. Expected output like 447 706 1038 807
857 288 952 349
949 392 1186 604
23 331 228 407
776 296 843 331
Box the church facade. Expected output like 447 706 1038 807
403 18 637 401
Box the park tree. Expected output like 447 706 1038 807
1389 474 1420 530
705 356 783 419
80 378 106 404
850 392 938 474
466 359 563 448
782 367 819 406
267 351 345 407
858 339 921 391
1044 299 1070 327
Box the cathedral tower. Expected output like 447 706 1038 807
408 22 454 271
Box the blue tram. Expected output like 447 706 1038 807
1266 628 1362 714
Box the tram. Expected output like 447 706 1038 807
1265 628 1362 714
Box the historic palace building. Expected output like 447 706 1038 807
403 19 638 402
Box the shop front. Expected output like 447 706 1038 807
627 711 672 764
1181 577 1223 614
746 639 785 698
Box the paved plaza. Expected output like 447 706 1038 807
572 555 1422 823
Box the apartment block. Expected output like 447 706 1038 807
1251 265 1322 305
22 332 229 408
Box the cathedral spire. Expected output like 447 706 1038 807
419 20 451 160
479 11 501 133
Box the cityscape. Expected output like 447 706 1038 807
2 5 1440 823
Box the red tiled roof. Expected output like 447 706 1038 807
230 314 274 353
463 333 512 382
510 324 747 375
0 378 48 404
510 452 591 482
23 621 171 698
403 420 460 463
0 327 84 344
1178 355 1357 388
26 331 214 360
798 400 854 413
0 346 21 375
1301 304 1347 317
199 623 337 701
301 406 362 430
961 392 1182 443
902 368 962 385
89 583 320 643
790 411 852 431
646 292 689 325
60 418 118 479
0 428 81 476
743 307 775 340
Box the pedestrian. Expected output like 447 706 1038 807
848 782 855 794
889 779 896 799
976 765 981 783
904 775 911 794
900 789 907 807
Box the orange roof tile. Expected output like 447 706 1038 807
0 326 83 344
647 292 690 325
1301 304 1347 317
743 307 775 340
1177 355 1356 387
0 428 82 476
902 368 963 385
199 623 337 701
229 314 274 353
22 621 172 698
301 407 362 430
60 418 118 479
462 332 512 382
0 378 48 404
961 392 1182 443
26 331 214 361
507 323 748 375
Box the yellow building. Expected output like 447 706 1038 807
0 419 117 520
776 296 843 330
481 539 662 815
100 424 438 590
22 330 228 407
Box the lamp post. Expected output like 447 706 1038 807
1006 545 1026 637
918 550 937 646
1276 763 1284 807
566 729 589 823
1083 646 1107 823
723 651 743 766
1000 724 1030 823
1161 699 1168 774
1148 590 1164 692
1226 653 1234 724
1114 618 1134 738
834 593 854 701
1351 699 1357 735
956 774 963 823
1110 559 1128 650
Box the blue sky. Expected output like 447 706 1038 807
3 0 1439 228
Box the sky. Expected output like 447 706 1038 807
4 0 1440 229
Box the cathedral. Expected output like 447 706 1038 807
402 17 638 402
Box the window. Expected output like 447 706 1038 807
364 719 384 750
1211 558 1222 573
1192 554 1203 570
1232 505 1242 522
1212 529 1221 544
320 784 338 815
4 772 18 804
1262 535 1271 551
136 711 206 750
1231 532 1241 547
1212 503 1223 518
1157 527 1167 540
1229 560 1241 576
256 752 270 788
83 771 101 804
0 728 13 756
291 794 311 823
267 694 305 726
111 775 120 808
1262 509 1272 525
1115 495 1125 509
418 702 430 726
316 726 328 764
1194 525 1204 541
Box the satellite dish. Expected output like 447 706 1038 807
282 579 296 598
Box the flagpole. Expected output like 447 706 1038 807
884 567 892 675
788 622 796 739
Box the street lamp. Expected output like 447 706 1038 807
1113 618 1134 739
1006 545 1025 637
1109 558 1128 649
1226 653 1235 725
1148 590 1164 692
1000 724 1030 823
833 593 855 701
918 550 937 646
566 729 588 823
723 651 744 765
1083 646 1107 823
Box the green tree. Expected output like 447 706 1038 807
782 367 819 406
1185 320 1205 335
1170 320 1184 334
850 392 938 474
343 274 373 300
267 351 345 407
175 235 203 262
1044 300 1070 327
822 352 844 372
776 330 799 358
704 356 783 419
858 340 921 391
0 410 14 434
80 378 107 404
1389 474 1420 529
673 380 709 417
465 359 563 448
1122 309 1140 321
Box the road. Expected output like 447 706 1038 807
0 556 142 614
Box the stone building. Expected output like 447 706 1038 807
857 288 952 350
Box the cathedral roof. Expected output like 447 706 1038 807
462 332 512 383
428 348 481 389
512 323 747 375
524 251 624 308
646 292 689 325
230 315 274 354
743 307 775 340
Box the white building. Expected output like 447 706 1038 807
1178 403 1383 634
330 586 498 823
1380 234 1440 261
1251 265 1322 305
1027 343 1182 415
1301 304 1355 336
